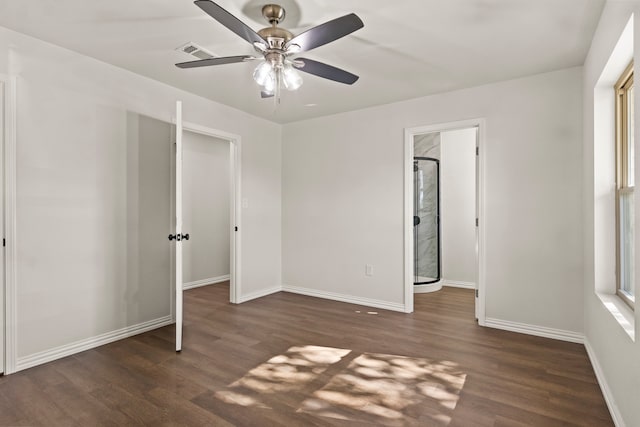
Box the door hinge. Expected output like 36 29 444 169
475 289 479 298
2 238 4 247
235 226 238 232
475 218 479 227
476 146 479 156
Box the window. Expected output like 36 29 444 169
616 61 635 309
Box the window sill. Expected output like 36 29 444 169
597 292 635 341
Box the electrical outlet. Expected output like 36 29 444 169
365 264 373 276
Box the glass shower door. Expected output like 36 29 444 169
414 157 441 284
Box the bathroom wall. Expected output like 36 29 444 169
414 133 441 159
441 128 477 285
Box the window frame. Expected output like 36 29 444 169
615 60 635 309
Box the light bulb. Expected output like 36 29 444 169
263 71 276 92
253 61 273 87
282 65 303 91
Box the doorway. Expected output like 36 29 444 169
181 131 232 292
404 119 485 324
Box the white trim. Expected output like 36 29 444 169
403 128 414 313
404 118 486 323
183 274 230 290
282 284 405 313
441 280 476 289
484 317 584 344
15 315 173 373
180 120 242 305
596 292 635 341
230 137 242 304
476 121 487 325
1 74 17 374
584 339 626 427
182 121 239 142
236 286 282 303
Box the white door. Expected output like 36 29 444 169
175 101 184 352
0 81 4 373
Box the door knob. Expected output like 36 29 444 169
168 233 189 241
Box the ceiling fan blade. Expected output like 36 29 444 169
294 58 359 85
176 55 253 68
261 91 274 99
194 0 268 47
285 13 363 53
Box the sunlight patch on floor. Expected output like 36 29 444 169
297 353 466 426
214 345 466 425
214 345 351 408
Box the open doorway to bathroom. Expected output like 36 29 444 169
404 119 485 323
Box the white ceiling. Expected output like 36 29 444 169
0 0 604 123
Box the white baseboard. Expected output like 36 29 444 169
237 286 282 303
441 280 475 289
15 315 173 373
282 284 405 313
183 274 230 290
584 339 626 427
484 317 584 344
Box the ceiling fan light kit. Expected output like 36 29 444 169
175 0 364 104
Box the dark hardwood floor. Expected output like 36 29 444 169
0 284 613 426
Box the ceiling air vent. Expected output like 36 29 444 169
175 42 216 60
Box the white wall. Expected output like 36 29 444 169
282 66 584 332
0 24 281 366
583 2 640 426
125 112 173 335
182 131 230 285
441 128 476 285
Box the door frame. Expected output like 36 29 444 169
180 120 242 304
1 74 17 374
404 118 486 325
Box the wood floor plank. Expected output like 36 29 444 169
0 284 613 426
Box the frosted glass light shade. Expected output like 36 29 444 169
283 65 303 91
253 61 274 87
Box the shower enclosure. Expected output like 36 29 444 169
413 157 441 285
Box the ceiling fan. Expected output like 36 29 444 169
175 0 364 102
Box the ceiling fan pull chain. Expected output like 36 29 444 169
276 67 282 106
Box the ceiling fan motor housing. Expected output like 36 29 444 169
257 4 293 52
258 26 293 50
262 4 285 24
